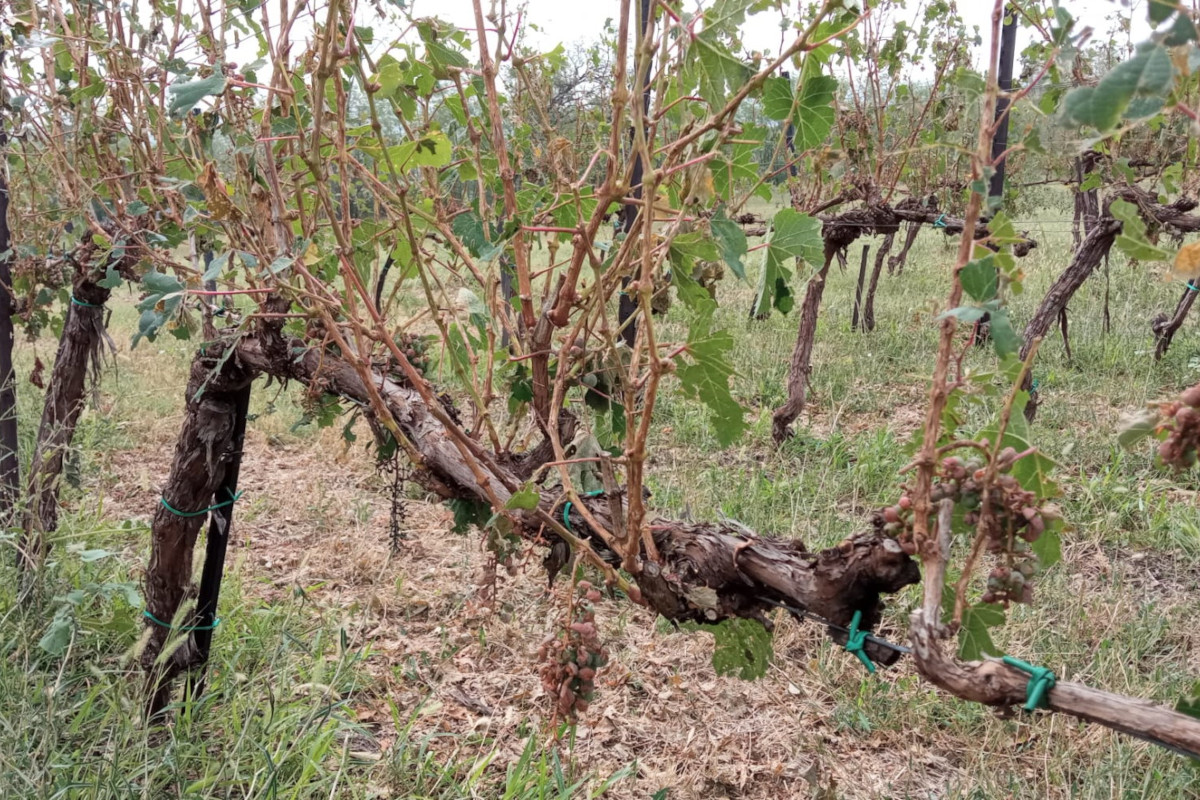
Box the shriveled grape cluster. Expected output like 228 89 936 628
537 581 608 720
1155 384 1200 469
392 331 431 378
877 448 1055 605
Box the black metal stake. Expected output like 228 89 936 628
851 244 870 331
187 381 252 699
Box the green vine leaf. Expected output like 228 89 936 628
168 74 227 117
751 208 823 318
1110 198 1171 261
958 602 1005 661
943 586 1005 661
761 76 794 121
451 211 502 261
1063 43 1174 131
1116 406 1162 448
505 482 541 511
960 257 999 302
1177 681 1200 720
710 209 748 281
792 75 838 151
39 612 73 657
988 308 1019 358
448 498 491 534
674 309 748 447
683 0 752 109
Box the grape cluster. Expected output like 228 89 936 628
877 448 1056 605
537 581 608 720
392 332 431 378
1155 384 1200 470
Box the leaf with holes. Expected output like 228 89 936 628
674 309 747 446
683 617 773 680
750 209 823 318
388 131 452 170
684 0 751 109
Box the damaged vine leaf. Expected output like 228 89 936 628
1179 682 1200 721
942 586 1006 661
682 0 752 110
1110 198 1171 262
750 208 824 318
683 617 774 680
1062 42 1175 132
132 270 189 346
709 208 748 281
673 309 747 446
448 498 492 534
168 73 227 117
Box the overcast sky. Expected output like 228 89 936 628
416 0 1156 65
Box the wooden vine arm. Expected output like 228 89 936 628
232 333 919 652
909 612 1200 759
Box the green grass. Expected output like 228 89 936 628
1 196 1198 797
0 539 635 798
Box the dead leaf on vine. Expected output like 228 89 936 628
29 356 44 389
198 161 242 222
1169 240 1200 280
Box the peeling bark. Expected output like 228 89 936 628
772 243 836 443
1019 219 1120 420
862 231 894 332
18 277 111 568
142 340 257 715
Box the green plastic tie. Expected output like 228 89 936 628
1001 655 1056 711
933 213 948 229
844 610 876 674
143 610 222 631
561 490 606 532
1187 281 1198 293
1030 377 1039 391
70 295 103 308
160 489 244 518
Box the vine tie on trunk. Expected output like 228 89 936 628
159 488 244 518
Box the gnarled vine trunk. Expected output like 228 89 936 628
1152 282 1198 361
142 340 257 715
18 278 112 570
772 242 837 443
1019 219 1121 420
